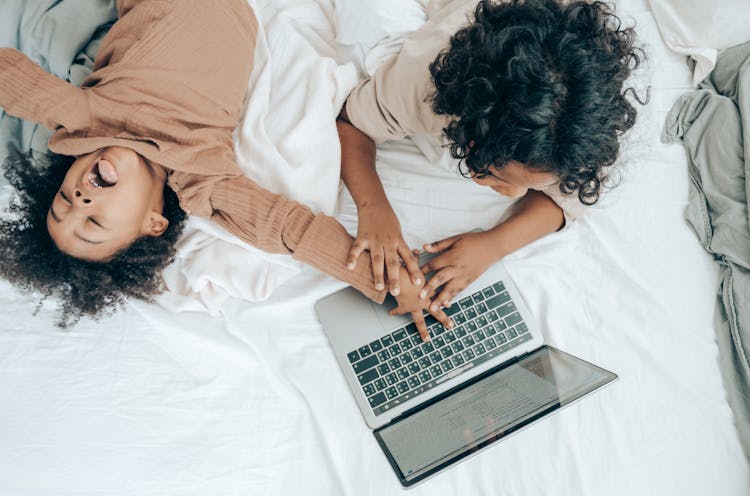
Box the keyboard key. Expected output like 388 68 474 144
397 381 410 394
486 325 497 336
517 323 529 334
369 392 387 407
385 373 398 386
487 311 499 322
496 332 508 344
444 332 457 343
405 323 418 336
396 367 410 380
462 335 476 347
385 387 398 399
455 326 467 338
440 347 454 359
407 376 421 389
497 302 516 317
474 343 486 355
452 341 465 353
506 328 518 340
423 342 435 353
401 353 414 364
462 349 476 361
485 337 497 349
419 371 432 383
370 340 383 352
419 357 432 369
452 354 465 366
494 321 507 332
429 364 443 378
388 357 402 369
408 363 421 375
352 354 379 373
433 336 446 348
506 312 523 327
475 329 486 341
466 321 478 333
443 360 455 372
381 335 394 347
374 378 387 391
486 292 511 310
358 344 372 358
429 351 442 364
482 286 495 298
444 303 461 316
392 328 407 341
411 347 424 359
459 297 473 309
409 335 421 346
357 368 378 385
389 343 402 356
401 339 413 351
476 302 488 314
471 291 485 302
465 308 478 320
492 282 506 293
347 350 360 363
363 384 376 396
454 313 467 325
476 317 488 329
424 314 438 327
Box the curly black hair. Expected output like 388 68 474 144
0 151 186 327
429 0 644 204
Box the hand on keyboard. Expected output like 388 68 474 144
390 266 454 342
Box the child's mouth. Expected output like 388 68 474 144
89 159 119 188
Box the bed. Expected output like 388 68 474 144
0 0 748 494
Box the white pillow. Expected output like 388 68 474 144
333 0 427 48
647 0 750 84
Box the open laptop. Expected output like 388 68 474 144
315 258 617 488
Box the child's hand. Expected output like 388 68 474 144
418 231 498 311
389 267 454 342
347 202 422 296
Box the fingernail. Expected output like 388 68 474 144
392 287 400 296
424 336 432 343
415 278 422 285
347 263 354 270
431 304 438 312
419 290 427 299
376 283 384 290
447 320 454 329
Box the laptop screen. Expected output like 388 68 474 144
373 346 616 486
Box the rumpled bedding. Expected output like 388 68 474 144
663 40 750 459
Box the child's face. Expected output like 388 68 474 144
46 147 168 261
470 161 558 198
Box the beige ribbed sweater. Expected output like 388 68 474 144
0 0 385 302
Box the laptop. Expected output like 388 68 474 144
314 257 617 488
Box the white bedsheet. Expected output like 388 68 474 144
0 0 748 495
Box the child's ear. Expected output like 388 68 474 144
144 211 169 237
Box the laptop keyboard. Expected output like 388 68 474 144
346 281 532 415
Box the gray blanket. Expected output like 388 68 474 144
0 0 116 160
663 41 750 461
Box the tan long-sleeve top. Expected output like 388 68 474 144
0 0 386 302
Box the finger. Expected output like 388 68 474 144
398 244 423 286
428 306 453 331
346 239 368 270
419 267 456 300
412 311 431 342
434 282 461 310
370 246 385 291
423 234 459 253
420 252 450 275
385 249 402 296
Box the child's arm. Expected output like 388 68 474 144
0 48 89 131
418 190 565 311
337 112 423 297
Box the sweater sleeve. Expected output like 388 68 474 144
0 48 89 131
208 175 387 303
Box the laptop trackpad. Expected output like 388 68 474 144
372 294 412 331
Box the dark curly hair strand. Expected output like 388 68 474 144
0 151 186 327
429 0 645 204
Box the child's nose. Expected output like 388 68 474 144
74 189 92 205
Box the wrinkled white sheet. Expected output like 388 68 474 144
0 0 748 495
